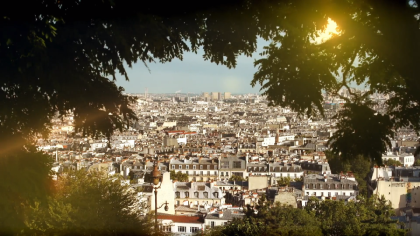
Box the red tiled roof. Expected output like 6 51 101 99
157 215 203 224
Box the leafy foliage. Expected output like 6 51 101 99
305 195 405 236
251 0 420 164
207 194 405 236
328 101 394 165
25 170 152 235
229 175 245 182
276 176 291 186
326 151 372 196
383 159 403 167
0 147 53 235
170 170 189 182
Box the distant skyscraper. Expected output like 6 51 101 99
202 92 209 99
224 92 231 99
211 92 219 101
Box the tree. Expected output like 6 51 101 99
3 0 420 233
2 2 265 231
25 170 152 235
251 0 420 165
170 170 189 182
276 176 291 186
229 175 245 182
206 197 322 236
383 159 403 167
304 195 406 236
0 147 53 235
326 151 372 196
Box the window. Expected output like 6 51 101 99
190 227 199 233
214 192 219 198
194 191 199 197
207 165 210 169
221 161 229 169
179 165 182 169
233 161 241 168
214 165 217 169
175 192 180 198
162 226 171 232
211 221 215 228
200 165 203 169
193 165 196 169
186 165 189 170
185 192 189 198
178 226 186 232
204 192 208 198
172 165 175 169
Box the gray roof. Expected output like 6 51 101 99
205 209 245 221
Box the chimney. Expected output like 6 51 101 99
218 211 224 218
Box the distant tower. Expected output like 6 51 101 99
145 88 148 99
224 92 231 100
211 92 219 101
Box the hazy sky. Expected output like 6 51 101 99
115 38 270 94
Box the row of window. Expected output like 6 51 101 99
175 191 219 198
220 161 242 169
305 183 353 190
172 164 217 170
162 226 200 233
306 192 354 197
184 171 217 176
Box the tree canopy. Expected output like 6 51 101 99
205 195 405 236
25 170 152 235
2 0 420 234
2 0 419 159
251 0 420 164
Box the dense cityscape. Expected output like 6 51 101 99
37 88 420 235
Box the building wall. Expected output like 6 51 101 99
248 176 269 190
304 189 356 197
160 220 205 235
151 172 175 214
211 92 218 101
205 218 229 229
375 181 420 211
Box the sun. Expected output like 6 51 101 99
313 18 341 44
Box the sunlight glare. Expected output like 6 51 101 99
313 18 341 44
